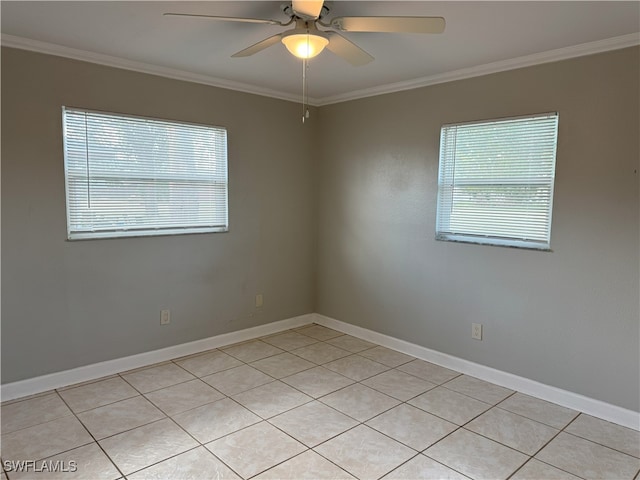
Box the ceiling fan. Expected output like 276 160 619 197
164 0 445 66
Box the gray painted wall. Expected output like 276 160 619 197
2 46 638 413
1 47 317 383
316 47 639 411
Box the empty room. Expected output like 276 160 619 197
1 1 639 479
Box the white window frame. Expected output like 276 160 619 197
435 112 559 250
62 107 228 240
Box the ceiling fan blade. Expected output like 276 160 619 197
331 16 445 34
164 13 283 26
292 0 324 19
326 32 373 66
231 34 284 57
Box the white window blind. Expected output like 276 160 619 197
436 113 558 250
63 107 228 240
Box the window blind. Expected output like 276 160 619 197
63 107 228 240
436 113 558 249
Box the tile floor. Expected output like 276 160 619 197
1 324 639 480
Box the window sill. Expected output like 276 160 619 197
435 233 551 251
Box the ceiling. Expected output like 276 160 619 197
2 1 639 105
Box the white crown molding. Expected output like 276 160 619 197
316 32 640 106
313 313 640 431
0 34 321 106
2 32 638 107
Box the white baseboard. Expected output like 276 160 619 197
313 313 640 431
3 311 638 431
1 314 314 402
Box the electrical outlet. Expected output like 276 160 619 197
255 294 263 308
160 310 171 325
472 323 482 340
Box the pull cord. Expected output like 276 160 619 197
302 34 310 123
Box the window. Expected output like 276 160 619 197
435 113 558 250
63 107 228 240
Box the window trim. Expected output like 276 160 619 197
435 112 559 251
62 106 229 241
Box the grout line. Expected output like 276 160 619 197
502 412 589 480
243 448 312 480
1 389 56 406
58 393 140 415
54 374 121 393
142 386 226 421
307 422 374 476
559 414 640 459
423 454 475 479
221 340 287 363
560 428 640 461
122 445 202 478
54 390 127 480
5 326 636 480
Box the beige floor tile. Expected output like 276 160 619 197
206 421 306 479
232 381 312 419
6 443 120 480
497 392 578 429
254 450 355 480
1 393 71 434
315 425 415 479
174 350 243 377
57 375 120 392
326 335 376 353
398 360 461 384
382 454 470 480
281 366 354 398
144 379 224 416
443 375 514 405
466 407 559 455
58 377 139 413
12 330 639 480
510 459 582 480
535 432 640 480
119 361 173 375
409 386 491 425
127 446 240 480
261 331 318 350
362 369 436 401
295 325 344 341
291 342 351 364
367 404 458 451
2 415 93 462
172 397 261 443
250 352 315 379
1 390 56 406
221 340 284 362
565 414 640 458
99 418 197 475
202 364 274 396
425 428 528 480
269 401 358 447
320 383 400 422
323 355 389 381
358 346 415 368
121 363 195 393
77 396 165 439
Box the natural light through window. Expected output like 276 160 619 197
63 108 228 240
435 113 559 250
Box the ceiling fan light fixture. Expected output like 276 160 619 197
281 31 329 59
